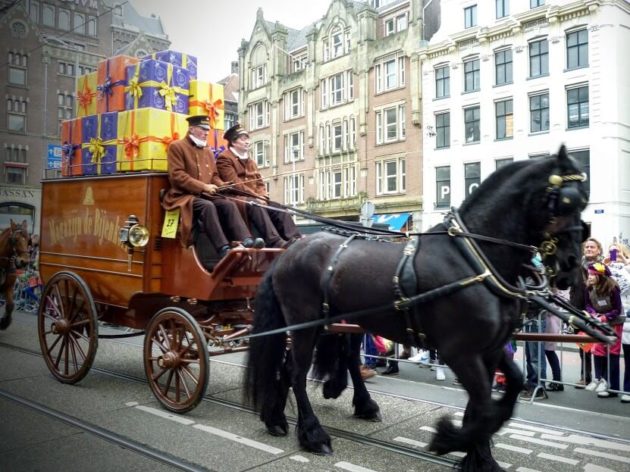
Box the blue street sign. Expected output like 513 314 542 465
47 144 62 169
594 209 604 214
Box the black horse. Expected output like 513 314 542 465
0 220 31 330
246 146 588 471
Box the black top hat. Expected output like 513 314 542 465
186 115 210 130
223 124 249 143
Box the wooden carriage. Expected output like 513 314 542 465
38 173 282 412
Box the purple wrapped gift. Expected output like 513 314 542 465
81 112 119 175
125 59 190 114
150 50 198 80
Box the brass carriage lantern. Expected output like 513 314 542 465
119 214 150 271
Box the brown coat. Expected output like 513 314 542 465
162 134 226 246
216 148 267 198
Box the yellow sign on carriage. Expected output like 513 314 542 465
161 209 179 238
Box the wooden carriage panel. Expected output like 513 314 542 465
39 174 168 308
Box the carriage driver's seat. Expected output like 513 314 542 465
159 188 220 272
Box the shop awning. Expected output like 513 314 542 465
371 212 411 231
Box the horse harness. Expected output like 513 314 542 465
318 172 589 347
0 226 27 286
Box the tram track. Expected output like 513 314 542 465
1 340 458 469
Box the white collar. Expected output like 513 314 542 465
230 147 248 160
189 134 206 148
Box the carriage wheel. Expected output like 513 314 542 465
37 271 98 384
143 307 209 413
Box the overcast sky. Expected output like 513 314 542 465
131 0 333 82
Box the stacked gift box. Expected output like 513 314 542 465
61 49 226 176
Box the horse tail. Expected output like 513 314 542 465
313 333 349 399
245 269 288 411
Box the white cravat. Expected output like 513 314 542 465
189 134 206 148
230 147 249 160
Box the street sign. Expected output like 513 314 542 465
594 209 604 214
47 144 62 169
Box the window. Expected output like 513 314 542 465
530 0 544 8
79 65 95 76
249 101 270 130
318 166 357 200
384 13 408 36
332 124 343 152
465 163 481 197
291 53 308 72
58 92 73 121
284 174 305 205
5 146 27 163
566 29 588 70
8 52 27 86
28 1 39 23
567 85 589 129
321 71 353 109
253 141 268 167
6 166 26 185
436 112 450 149
464 106 480 144
225 112 237 131
87 17 97 36
375 55 405 93
284 89 304 120
251 64 266 89
496 0 508 18
464 58 480 92
58 61 75 76
529 92 549 133
284 131 304 163
7 98 27 133
496 158 513 169
495 99 513 140
73 12 84 34
42 3 54 27
435 166 451 208
529 38 548 77
435 65 450 98
495 49 512 86
376 158 406 195
464 5 477 28
331 28 344 58
569 149 590 195
58 9 70 30
376 104 405 144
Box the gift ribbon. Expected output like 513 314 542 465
125 63 187 111
120 111 183 168
97 59 127 111
77 75 96 115
190 98 224 128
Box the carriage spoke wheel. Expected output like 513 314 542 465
144 307 209 413
37 271 98 384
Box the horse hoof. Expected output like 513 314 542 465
0 314 12 330
266 424 288 437
354 410 382 422
307 443 333 456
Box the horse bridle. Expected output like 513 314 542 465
0 227 28 272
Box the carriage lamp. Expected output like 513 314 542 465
119 215 150 271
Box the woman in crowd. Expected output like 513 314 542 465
584 262 623 398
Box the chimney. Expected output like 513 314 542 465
231 61 239 74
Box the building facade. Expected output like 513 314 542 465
420 0 630 246
238 0 425 230
0 0 169 233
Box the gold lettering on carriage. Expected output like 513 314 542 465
48 208 121 246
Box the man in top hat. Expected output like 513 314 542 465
216 124 301 248
162 115 264 258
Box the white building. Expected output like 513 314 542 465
419 0 630 248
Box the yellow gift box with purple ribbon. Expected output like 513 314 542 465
75 72 97 117
189 80 225 130
117 109 188 172
124 59 190 114
81 112 119 175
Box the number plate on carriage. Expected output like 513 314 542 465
162 209 180 238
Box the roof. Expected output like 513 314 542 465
106 0 167 38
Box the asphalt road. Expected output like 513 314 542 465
1 310 629 472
